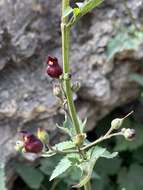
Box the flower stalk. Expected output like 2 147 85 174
61 0 81 135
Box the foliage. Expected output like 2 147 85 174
13 111 143 190
14 162 44 189
107 27 143 60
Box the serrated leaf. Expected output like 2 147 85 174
0 166 6 190
14 162 44 189
107 27 143 60
130 73 143 87
50 157 72 181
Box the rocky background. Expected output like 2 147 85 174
0 0 143 189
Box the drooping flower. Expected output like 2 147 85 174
16 131 43 153
46 56 62 78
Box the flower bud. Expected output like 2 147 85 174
53 84 62 97
23 133 43 153
37 128 49 144
111 111 134 130
111 118 123 130
46 56 62 78
24 135 43 153
74 133 87 146
122 128 136 141
71 81 81 92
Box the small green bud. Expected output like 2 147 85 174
122 128 136 141
74 133 87 146
111 111 134 130
111 118 124 130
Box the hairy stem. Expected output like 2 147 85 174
61 0 81 135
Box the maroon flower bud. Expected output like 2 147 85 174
46 56 62 78
23 133 43 153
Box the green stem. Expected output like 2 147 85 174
61 0 81 135
84 181 91 190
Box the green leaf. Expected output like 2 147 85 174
50 157 72 181
54 141 75 151
14 162 44 189
40 155 62 176
90 146 106 159
96 157 122 176
63 166 82 185
133 146 143 164
107 27 143 60
101 150 118 159
118 164 143 190
130 73 143 87
92 175 110 190
0 166 6 190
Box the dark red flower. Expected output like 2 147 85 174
46 56 62 78
23 133 43 153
